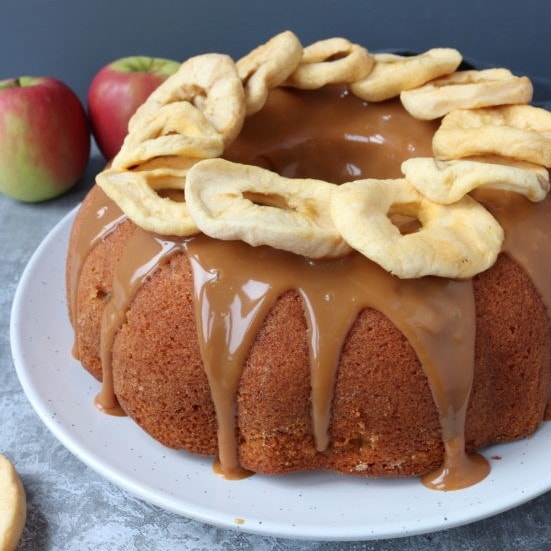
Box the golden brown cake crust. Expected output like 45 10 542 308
68 186 551 477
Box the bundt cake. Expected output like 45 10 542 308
67 32 551 491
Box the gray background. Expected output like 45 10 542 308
1 0 550 103
2 0 551 549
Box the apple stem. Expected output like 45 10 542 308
0 77 23 90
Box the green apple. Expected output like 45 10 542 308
0 76 90 202
88 56 180 160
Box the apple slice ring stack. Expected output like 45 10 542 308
99 53 245 235
97 30 551 279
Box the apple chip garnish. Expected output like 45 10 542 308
99 53 247 236
400 69 533 120
402 157 549 204
97 168 199 235
185 158 351 258
112 102 224 170
433 104 551 166
285 37 374 89
330 178 503 279
237 30 303 115
350 48 462 102
0 454 26 551
94 31 551 280
130 53 245 145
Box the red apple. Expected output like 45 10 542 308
87 56 180 160
0 76 90 202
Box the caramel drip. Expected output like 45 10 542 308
183 235 486 488
186 237 279 479
299 285 358 453
96 227 186 414
67 189 126 359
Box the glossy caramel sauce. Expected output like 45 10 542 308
67 199 125 359
68 85 551 490
224 86 438 182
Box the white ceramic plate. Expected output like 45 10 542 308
10 207 551 541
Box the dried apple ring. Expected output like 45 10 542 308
97 168 199 235
285 37 374 89
112 102 224 170
185 158 351 258
400 69 533 120
107 157 198 218
433 105 551 167
350 48 462 102
330 178 503 279
402 157 549 204
128 53 245 145
237 30 303 115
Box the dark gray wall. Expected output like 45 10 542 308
1 0 550 103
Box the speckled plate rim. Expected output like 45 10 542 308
10 206 551 542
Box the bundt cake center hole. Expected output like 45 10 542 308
223 86 439 184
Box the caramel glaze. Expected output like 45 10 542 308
67 85 551 490
67 198 126 359
224 86 438 182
